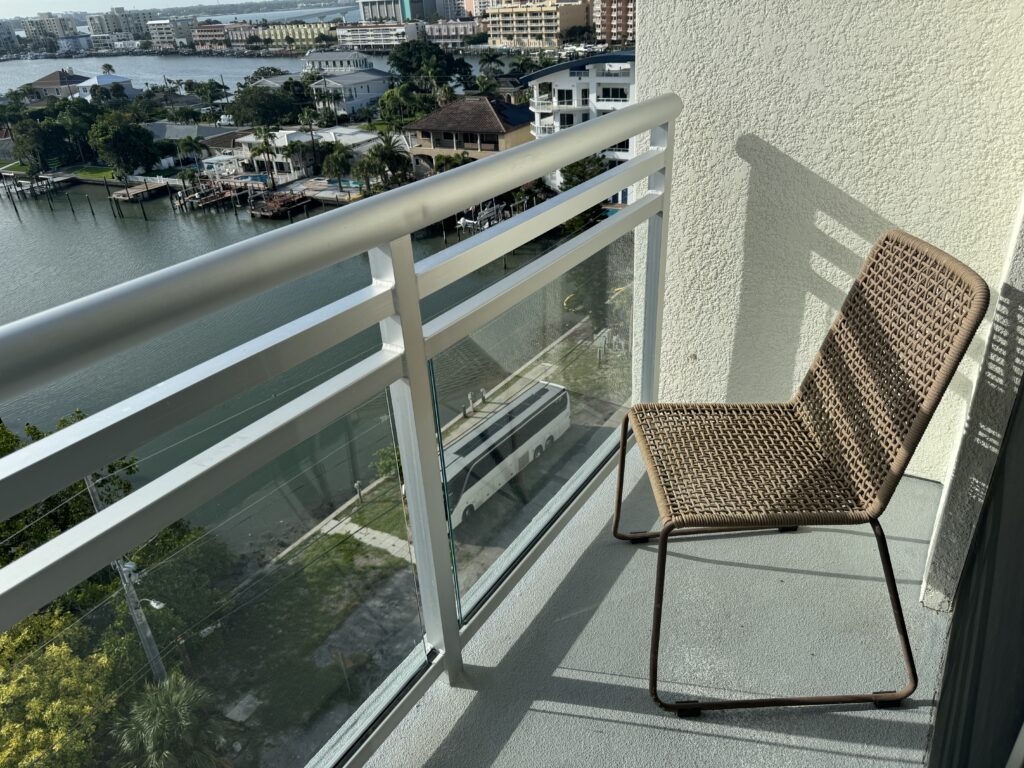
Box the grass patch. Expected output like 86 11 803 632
65 164 117 180
350 488 407 540
194 534 407 737
1 161 31 173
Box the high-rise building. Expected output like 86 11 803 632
87 7 156 40
0 20 19 53
23 13 78 40
486 0 591 49
146 17 197 49
359 0 405 22
592 0 632 44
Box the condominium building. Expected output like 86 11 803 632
522 51 634 194
359 0 405 21
336 22 424 51
486 0 591 50
87 7 156 39
23 13 78 41
0 21 18 53
147 17 197 49
426 19 487 49
256 21 335 47
192 23 253 50
592 0 632 44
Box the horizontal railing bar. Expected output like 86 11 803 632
0 349 403 632
0 94 683 403
0 284 394 521
422 192 662 358
415 148 665 298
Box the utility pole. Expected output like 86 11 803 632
83 475 167 682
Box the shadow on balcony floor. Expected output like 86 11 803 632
367 452 950 767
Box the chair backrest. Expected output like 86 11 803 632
793 229 989 517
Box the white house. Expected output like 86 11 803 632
76 73 139 101
311 69 392 117
521 51 636 198
301 49 374 75
235 125 383 179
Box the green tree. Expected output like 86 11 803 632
101 63 115 74
369 130 410 189
322 142 355 193
388 39 472 92
176 135 207 165
433 151 471 173
115 671 226 768
88 112 158 177
58 98 101 163
244 66 287 85
473 75 499 96
560 24 596 44
249 124 280 188
352 154 377 194
510 54 538 75
229 86 297 127
298 107 320 168
371 446 401 481
183 79 229 107
479 49 504 77
0 635 114 768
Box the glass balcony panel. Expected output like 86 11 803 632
0 391 425 767
429 231 636 611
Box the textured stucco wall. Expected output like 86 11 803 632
636 2 1024 483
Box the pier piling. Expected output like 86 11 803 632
65 193 76 217
86 194 95 217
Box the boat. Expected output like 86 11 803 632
250 192 313 219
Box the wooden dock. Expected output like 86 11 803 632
112 181 169 202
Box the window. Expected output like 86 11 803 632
559 113 574 128
556 88 573 106
601 86 628 101
581 88 589 103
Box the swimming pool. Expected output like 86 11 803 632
234 174 269 184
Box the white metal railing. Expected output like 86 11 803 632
529 96 553 110
0 93 681 765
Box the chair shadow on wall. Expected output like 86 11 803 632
727 134 893 402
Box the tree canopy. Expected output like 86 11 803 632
87 112 158 176
387 39 473 92
229 85 298 127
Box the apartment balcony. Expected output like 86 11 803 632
529 95 553 112
0 71 1021 768
532 119 556 138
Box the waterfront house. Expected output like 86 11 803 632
235 124 383 180
522 51 635 195
404 96 533 174
24 69 88 101
311 69 393 118
75 73 139 101
335 22 424 52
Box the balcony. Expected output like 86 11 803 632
1 56 1021 768
530 95 553 111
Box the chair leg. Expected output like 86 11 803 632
648 518 918 716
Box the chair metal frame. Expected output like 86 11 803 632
612 416 918 717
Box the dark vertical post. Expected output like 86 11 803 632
85 193 95 217
65 193 76 216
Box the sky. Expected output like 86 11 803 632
0 0 211 16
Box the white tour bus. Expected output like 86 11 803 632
444 382 571 527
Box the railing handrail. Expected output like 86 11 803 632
0 93 682 404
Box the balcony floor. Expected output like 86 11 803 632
367 451 949 767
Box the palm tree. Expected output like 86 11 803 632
298 107 320 169
474 75 499 96
510 54 537 75
116 671 226 768
280 140 308 175
371 130 410 188
101 62 115 74
434 83 455 106
322 142 355 193
433 151 471 174
479 50 505 78
352 154 377 195
176 167 198 191
176 135 207 167
251 124 279 188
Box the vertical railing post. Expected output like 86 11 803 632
640 120 676 403
369 235 464 682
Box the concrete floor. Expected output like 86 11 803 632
366 450 950 767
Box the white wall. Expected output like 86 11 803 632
636 2 1024 483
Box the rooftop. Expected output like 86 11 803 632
406 97 533 134
521 51 635 85
29 69 88 88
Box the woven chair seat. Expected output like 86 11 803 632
629 402 869 528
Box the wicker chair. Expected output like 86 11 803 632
612 229 989 717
